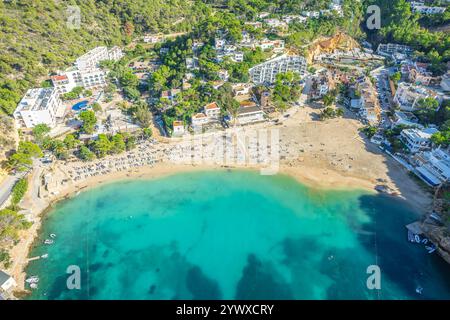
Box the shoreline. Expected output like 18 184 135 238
6 107 434 295
8 160 431 294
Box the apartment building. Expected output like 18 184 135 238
204 102 221 120
51 67 107 94
377 43 413 57
232 101 265 125
410 2 446 14
400 127 439 153
393 82 436 111
413 148 450 186
75 46 109 70
249 55 307 84
14 88 64 128
52 46 123 94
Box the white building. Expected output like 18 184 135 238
75 46 109 70
108 46 125 61
393 111 423 128
14 88 64 128
377 43 413 57
393 82 436 111
0 270 16 292
231 102 265 125
218 69 229 81
410 2 446 14
172 120 185 136
51 46 122 95
186 57 199 70
264 19 288 30
51 68 107 94
441 72 450 92
302 11 320 18
204 102 221 120
400 127 439 153
143 34 161 43
413 148 450 186
191 112 209 128
256 39 285 53
249 55 307 84
282 15 307 24
75 46 123 70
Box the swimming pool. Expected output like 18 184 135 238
72 100 89 111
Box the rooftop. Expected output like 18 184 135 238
204 102 219 110
0 270 11 285
16 88 57 113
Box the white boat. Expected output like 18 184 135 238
416 286 423 294
44 239 54 245
30 283 38 289
49 234 56 239
425 245 436 254
41 254 49 259
414 235 421 243
26 276 39 284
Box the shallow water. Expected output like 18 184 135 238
26 170 450 299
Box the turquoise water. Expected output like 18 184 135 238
26 170 450 300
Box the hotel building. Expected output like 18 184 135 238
249 55 307 84
14 88 64 128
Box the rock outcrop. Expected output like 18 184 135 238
306 32 361 64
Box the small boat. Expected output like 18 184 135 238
416 286 423 294
414 235 421 243
41 254 49 259
26 276 39 284
421 238 428 245
49 234 56 239
425 245 436 254
30 283 38 289
44 239 54 245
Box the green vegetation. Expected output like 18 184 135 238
7 141 43 171
366 0 449 75
62 86 84 101
272 72 302 111
79 110 97 134
11 178 28 205
79 145 95 162
361 126 378 138
32 123 51 143
0 208 32 259
319 107 344 120
287 0 365 47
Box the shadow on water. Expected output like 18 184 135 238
235 254 294 300
357 193 450 299
186 266 222 299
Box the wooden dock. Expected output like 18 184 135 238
27 256 41 262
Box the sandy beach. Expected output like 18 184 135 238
5 105 433 294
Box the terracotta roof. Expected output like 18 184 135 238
239 100 257 107
204 102 219 110
192 112 207 119
51 75 68 81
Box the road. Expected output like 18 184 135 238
0 172 27 208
